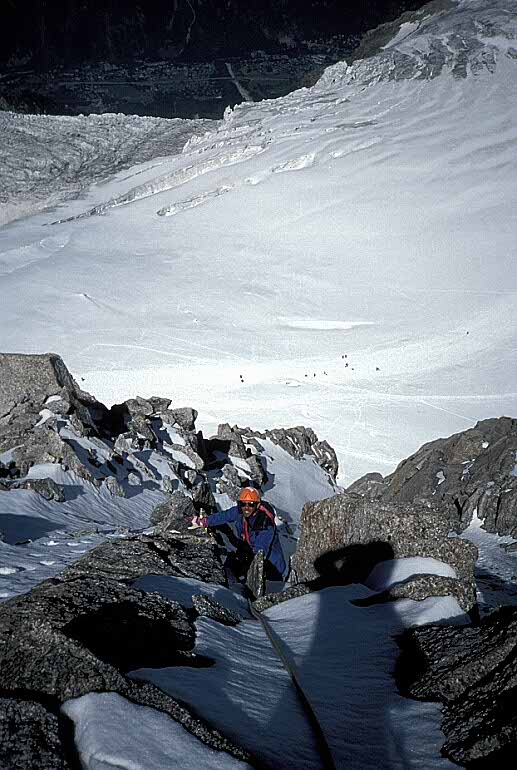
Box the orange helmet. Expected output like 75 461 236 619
239 487 260 504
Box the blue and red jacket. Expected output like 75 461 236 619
206 503 286 576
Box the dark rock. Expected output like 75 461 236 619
291 493 477 611
248 424 339 481
0 562 250 765
191 481 217 514
123 396 155 418
150 491 197 533
246 550 266 601
128 413 156 445
0 353 83 408
11 427 96 483
45 397 71 416
222 463 244 487
210 423 248 460
102 476 126 497
0 575 193 690
0 353 108 438
245 454 269 488
253 583 312 613
160 407 198 432
192 594 241 626
366 417 517 536
402 606 517 766
0 697 70 770
11 477 66 502
311 438 340 481
217 462 245 500
113 431 142 454
149 396 172 412
385 574 473 611
346 471 386 499
59 533 226 586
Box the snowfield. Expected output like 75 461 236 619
1 0 517 486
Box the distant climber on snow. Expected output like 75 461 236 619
190 487 286 582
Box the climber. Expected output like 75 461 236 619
190 487 286 582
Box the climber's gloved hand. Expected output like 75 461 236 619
188 515 209 530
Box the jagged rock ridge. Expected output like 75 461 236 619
348 416 517 536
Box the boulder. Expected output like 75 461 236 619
159 406 198 432
291 492 477 611
192 594 241 626
209 423 249 460
246 550 266 601
191 481 217 514
0 353 84 408
150 491 197 533
245 454 269 488
346 472 385 499
217 463 245 499
102 476 126 497
253 583 312 613
238 424 339 481
402 606 517 766
0 353 107 435
10 477 66 502
12 427 97 482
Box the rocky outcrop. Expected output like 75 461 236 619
401 605 517 767
291 492 478 611
207 423 339 484
0 533 251 767
0 353 208 506
348 417 517 537
263 426 339 481
150 491 198 533
0 352 108 442
59 531 226 585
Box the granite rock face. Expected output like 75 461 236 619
0 533 250 767
291 492 477 611
192 594 241 627
348 417 517 537
150 490 198 533
0 698 70 770
59 532 226 586
402 606 517 766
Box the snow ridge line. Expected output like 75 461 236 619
249 601 338 770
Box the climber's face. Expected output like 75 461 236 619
240 501 258 518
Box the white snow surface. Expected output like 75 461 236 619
1 1 517 487
129 584 466 770
131 574 251 618
364 556 457 591
62 693 252 770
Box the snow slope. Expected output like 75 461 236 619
68 579 468 770
1 0 516 487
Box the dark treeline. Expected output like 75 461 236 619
1 0 428 68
